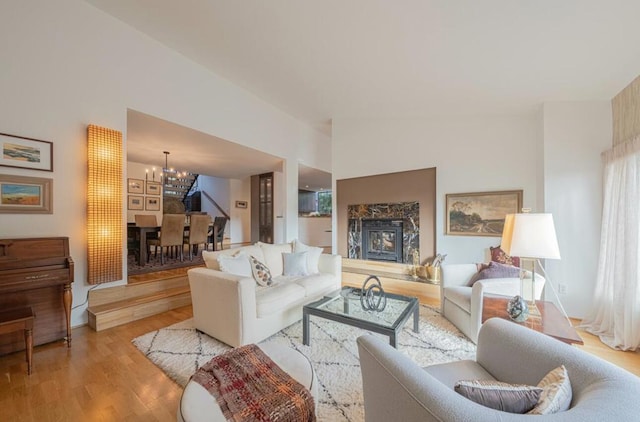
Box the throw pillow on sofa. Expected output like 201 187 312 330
217 252 252 277
249 255 273 287
257 242 292 276
293 239 323 274
283 252 309 276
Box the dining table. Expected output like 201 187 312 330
127 222 217 266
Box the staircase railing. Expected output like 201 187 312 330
201 190 230 220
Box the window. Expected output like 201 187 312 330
298 190 332 216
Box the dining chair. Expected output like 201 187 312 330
184 214 211 260
147 214 185 264
207 216 228 251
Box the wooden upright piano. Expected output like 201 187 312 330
0 237 73 355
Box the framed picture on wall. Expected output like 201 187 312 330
145 197 160 211
128 195 144 210
0 174 53 214
128 178 144 194
235 200 248 209
0 132 53 172
445 190 523 237
146 181 161 195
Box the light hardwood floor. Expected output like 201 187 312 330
1 280 638 421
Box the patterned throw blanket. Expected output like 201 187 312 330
191 344 316 422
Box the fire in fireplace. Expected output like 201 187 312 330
361 219 403 262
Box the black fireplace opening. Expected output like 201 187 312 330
362 219 403 262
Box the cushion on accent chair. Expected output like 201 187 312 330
528 365 572 415
467 261 521 286
455 379 543 414
490 245 520 267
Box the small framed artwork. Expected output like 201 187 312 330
0 132 53 172
446 190 523 237
146 181 161 195
235 200 248 209
128 178 144 194
128 195 144 210
0 174 53 214
146 197 161 211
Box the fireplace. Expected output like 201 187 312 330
361 219 403 262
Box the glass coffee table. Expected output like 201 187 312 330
303 287 419 348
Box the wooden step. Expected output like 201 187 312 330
87 276 192 331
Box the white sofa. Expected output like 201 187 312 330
441 263 545 343
188 242 342 347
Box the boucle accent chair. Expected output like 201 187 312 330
357 318 640 421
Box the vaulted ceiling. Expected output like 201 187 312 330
87 0 640 134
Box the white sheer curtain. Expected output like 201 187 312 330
581 136 640 351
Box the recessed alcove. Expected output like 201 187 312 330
337 168 436 283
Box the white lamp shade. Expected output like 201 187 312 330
501 213 561 259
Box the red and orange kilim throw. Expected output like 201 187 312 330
191 344 316 422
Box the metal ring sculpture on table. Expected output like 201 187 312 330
360 275 387 312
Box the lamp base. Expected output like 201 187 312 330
528 300 541 319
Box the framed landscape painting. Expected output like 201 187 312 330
0 132 53 172
446 190 523 237
0 174 53 214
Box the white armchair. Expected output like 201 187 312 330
441 264 545 343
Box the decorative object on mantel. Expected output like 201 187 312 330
0 174 53 214
410 250 420 279
0 132 53 172
360 275 387 312
445 190 523 237
507 295 529 322
426 253 446 283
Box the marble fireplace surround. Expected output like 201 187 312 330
347 201 419 264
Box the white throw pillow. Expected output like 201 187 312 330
257 242 292 276
293 239 323 274
217 252 252 277
283 252 309 276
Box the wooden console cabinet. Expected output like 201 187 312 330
0 237 73 355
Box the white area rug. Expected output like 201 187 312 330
132 305 475 421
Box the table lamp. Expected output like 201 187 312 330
500 213 561 318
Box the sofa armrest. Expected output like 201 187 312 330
187 267 257 347
318 254 342 281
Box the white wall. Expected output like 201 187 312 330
199 174 230 216
299 217 332 247
543 101 612 319
332 107 612 319
0 0 329 327
332 115 541 265
229 178 251 244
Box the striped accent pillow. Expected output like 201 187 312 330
528 365 572 414
455 380 543 414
